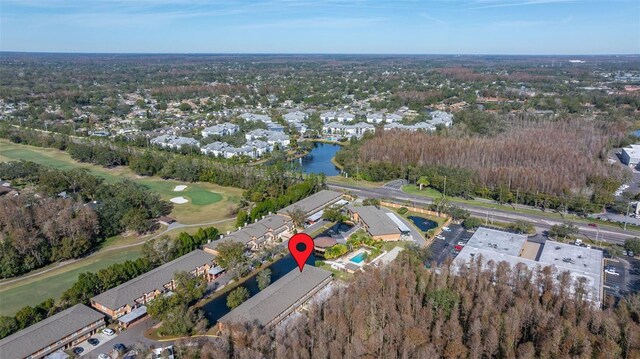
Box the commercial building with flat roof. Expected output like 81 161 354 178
278 190 343 217
348 205 402 241
621 144 640 167
91 249 215 319
218 266 332 329
455 227 603 305
0 304 105 359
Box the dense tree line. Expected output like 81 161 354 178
181 254 640 359
0 161 172 277
0 126 296 190
238 173 326 224
0 226 219 339
147 272 209 336
338 120 628 213
0 194 99 277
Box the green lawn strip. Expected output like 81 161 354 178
326 176 384 189
402 185 640 233
0 249 141 316
317 263 352 282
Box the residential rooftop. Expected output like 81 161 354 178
278 190 343 216
350 205 401 236
219 266 332 327
0 304 104 359
91 250 214 310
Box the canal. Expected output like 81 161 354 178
201 254 316 324
296 142 342 176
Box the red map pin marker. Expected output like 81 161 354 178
288 233 313 272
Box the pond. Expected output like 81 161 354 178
295 142 342 176
407 216 438 232
200 253 316 324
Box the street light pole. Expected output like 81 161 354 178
624 202 631 231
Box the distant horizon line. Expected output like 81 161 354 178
1 51 639 57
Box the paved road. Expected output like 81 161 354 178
83 317 162 359
328 183 637 245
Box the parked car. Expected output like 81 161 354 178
88 338 100 346
629 251 635 257
454 245 463 251
605 268 620 276
436 235 445 240
102 328 115 336
98 354 111 359
72 347 84 355
457 241 466 246
442 227 451 232
114 343 126 352
588 223 597 227
153 346 175 359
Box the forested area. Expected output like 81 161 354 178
0 226 219 339
337 119 630 213
236 173 327 225
0 161 172 277
180 253 640 359
0 126 291 189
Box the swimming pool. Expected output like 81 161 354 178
350 252 366 264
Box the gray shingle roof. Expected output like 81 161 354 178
351 206 401 236
91 250 214 310
0 304 104 359
219 266 332 327
278 190 342 216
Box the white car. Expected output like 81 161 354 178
442 227 451 232
604 269 620 276
98 354 111 359
436 235 445 240
457 241 466 246
102 328 115 336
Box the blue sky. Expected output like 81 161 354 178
1 0 638 54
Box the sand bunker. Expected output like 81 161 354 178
173 185 187 192
170 196 188 204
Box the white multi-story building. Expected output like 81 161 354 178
239 113 272 123
202 123 240 137
366 112 385 124
151 135 200 149
245 129 291 148
283 110 308 123
322 122 375 138
621 144 640 167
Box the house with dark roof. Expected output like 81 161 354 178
0 304 105 359
313 237 338 258
204 214 293 255
90 250 215 319
278 190 343 217
218 266 332 329
348 205 402 241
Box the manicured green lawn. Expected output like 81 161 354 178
326 175 384 189
0 249 141 316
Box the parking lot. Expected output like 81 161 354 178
74 330 119 357
603 259 627 298
427 224 472 265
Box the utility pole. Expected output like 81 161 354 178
443 176 447 198
624 202 631 231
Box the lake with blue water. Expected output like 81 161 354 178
295 142 342 176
